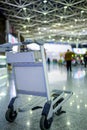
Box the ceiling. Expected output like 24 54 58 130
0 0 87 45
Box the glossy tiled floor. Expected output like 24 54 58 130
0 63 87 130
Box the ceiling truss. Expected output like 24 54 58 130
0 0 87 44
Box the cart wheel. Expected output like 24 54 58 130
40 115 53 130
5 108 17 122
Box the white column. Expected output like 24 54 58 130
76 43 78 48
17 30 21 51
76 38 79 48
5 19 10 43
18 30 20 42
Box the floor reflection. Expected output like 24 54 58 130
0 63 87 130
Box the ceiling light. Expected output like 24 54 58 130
83 19 85 21
79 32 81 35
77 105 80 109
52 39 55 41
70 25 73 28
23 25 26 28
26 30 29 33
85 104 87 108
75 19 77 22
62 37 64 40
23 7 26 11
67 40 69 42
82 29 85 32
81 10 84 13
43 20 47 23
26 121 30 126
43 0 47 3
57 23 61 26
70 102 73 106
52 24 56 27
64 6 67 9
54 29 57 32
39 31 41 34
71 32 74 34
50 30 53 32
67 121 71 126
64 6 67 13
77 38 79 41
38 27 40 30
52 23 61 27
69 37 72 40
27 18 30 21
60 16 63 20
43 28 46 30
43 12 47 15
49 35 51 38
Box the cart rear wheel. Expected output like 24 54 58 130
40 115 52 130
5 108 17 122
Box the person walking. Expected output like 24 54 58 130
65 49 73 72
47 57 51 71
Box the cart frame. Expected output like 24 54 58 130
0 41 73 130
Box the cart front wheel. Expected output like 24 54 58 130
5 108 17 122
40 115 53 130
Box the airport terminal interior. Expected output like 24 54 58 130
0 0 87 130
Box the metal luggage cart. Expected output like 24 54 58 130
0 41 73 130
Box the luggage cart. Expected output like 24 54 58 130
0 41 73 130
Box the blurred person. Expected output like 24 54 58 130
65 49 73 72
47 57 50 65
84 51 87 67
47 57 51 71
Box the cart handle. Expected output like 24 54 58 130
0 39 45 48
0 39 46 52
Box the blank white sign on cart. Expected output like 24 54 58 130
14 63 47 97
6 52 35 63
